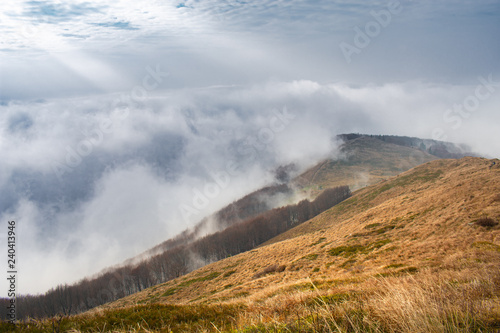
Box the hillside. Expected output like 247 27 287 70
294 136 438 193
105 135 466 265
3 138 495 332
141 135 443 260
3 134 450 321
58 156 498 332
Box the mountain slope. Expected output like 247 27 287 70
114 136 442 270
99 157 500 314
6 157 499 332
295 136 438 193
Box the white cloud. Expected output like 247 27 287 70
0 0 499 296
1 80 499 295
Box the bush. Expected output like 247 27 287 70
475 218 498 228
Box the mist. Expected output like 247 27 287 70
0 0 499 296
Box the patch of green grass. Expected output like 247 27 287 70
353 225 396 237
0 304 245 333
364 223 382 229
382 245 399 252
393 169 444 187
331 196 359 213
378 266 419 277
340 258 357 268
398 266 419 274
285 280 329 292
472 241 500 252
303 253 319 261
384 263 405 269
328 240 391 257
363 169 443 204
162 287 177 297
179 271 221 287
374 225 396 234
328 244 366 257
307 292 352 306
370 239 392 249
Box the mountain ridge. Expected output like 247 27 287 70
3 155 499 331
96 157 499 315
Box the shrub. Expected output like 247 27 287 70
475 218 498 228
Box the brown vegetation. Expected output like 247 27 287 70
4 186 350 320
82 157 500 332
2 157 499 332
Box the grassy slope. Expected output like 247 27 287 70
6 157 500 332
100 157 499 307
295 136 438 194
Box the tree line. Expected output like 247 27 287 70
0 186 351 320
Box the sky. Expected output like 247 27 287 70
0 0 499 296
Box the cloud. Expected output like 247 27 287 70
0 0 499 296
1 0 499 101
1 79 499 295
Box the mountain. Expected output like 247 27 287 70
3 135 494 331
61 156 498 332
121 134 445 264
294 135 439 192
337 133 475 159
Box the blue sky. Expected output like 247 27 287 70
0 0 499 295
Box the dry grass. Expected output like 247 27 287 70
11 267 497 332
5 157 499 332
93 158 499 312
230 263 499 331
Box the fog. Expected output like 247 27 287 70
0 0 499 295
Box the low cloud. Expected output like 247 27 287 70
1 79 499 295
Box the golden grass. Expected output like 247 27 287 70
7 266 498 332
5 157 499 332
93 158 499 313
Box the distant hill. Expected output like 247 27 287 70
295 135 439 192
337 133 476 159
